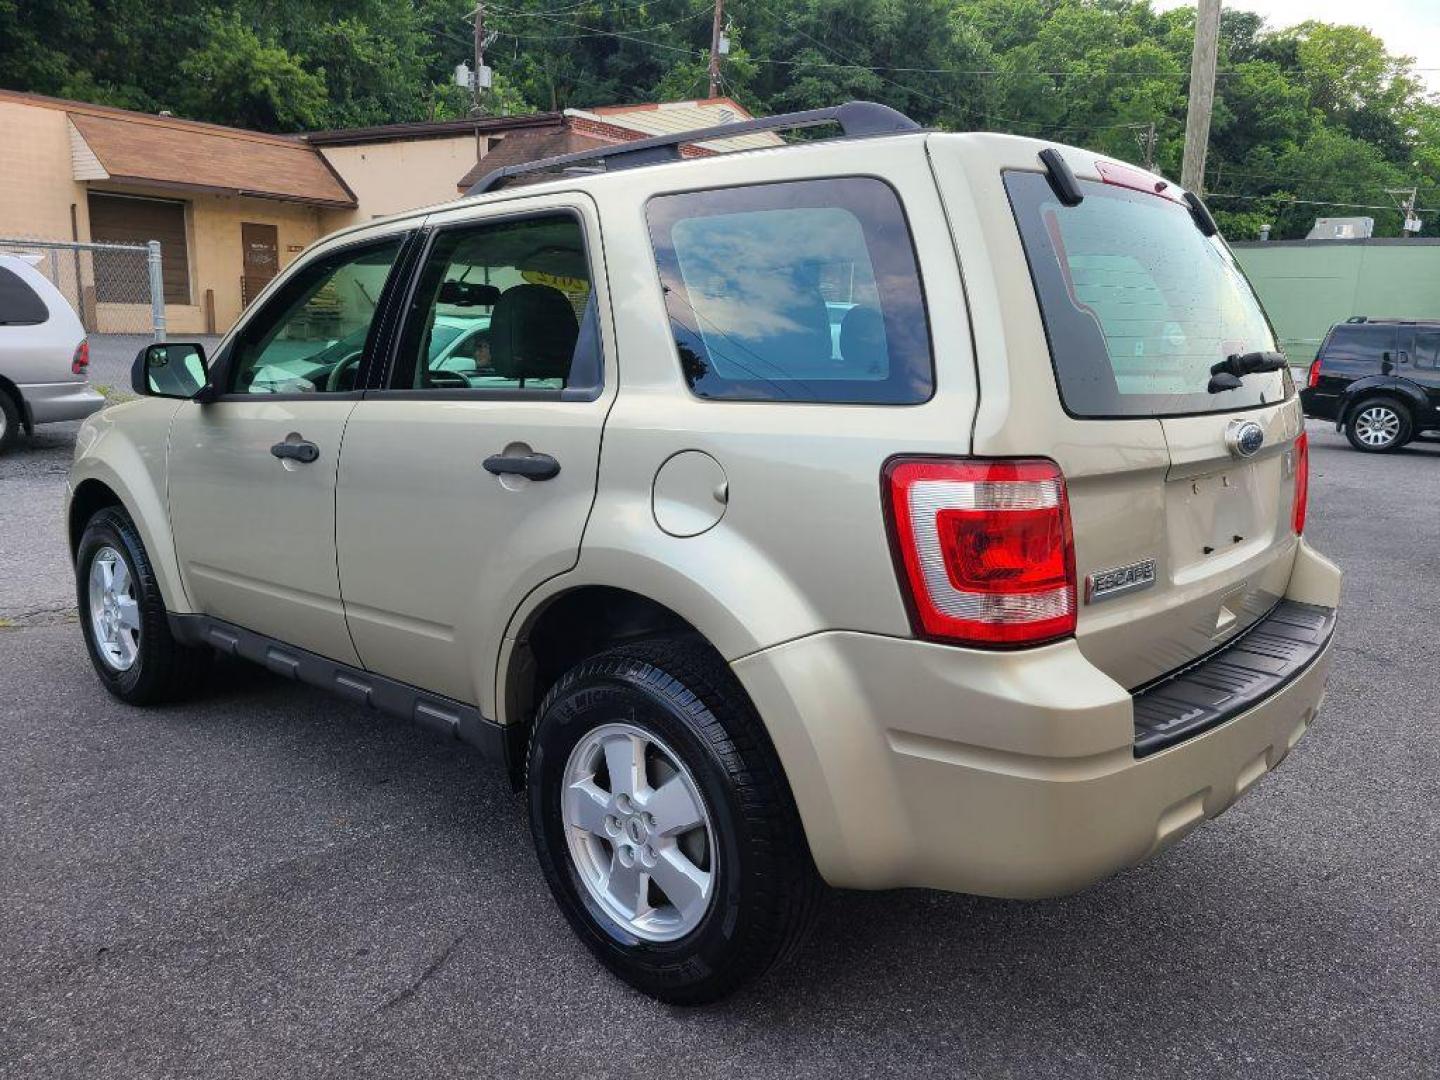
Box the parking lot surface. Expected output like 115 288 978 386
1 421 1436 1079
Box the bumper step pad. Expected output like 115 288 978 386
1132 600 1336 758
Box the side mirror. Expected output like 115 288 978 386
131 342 211 400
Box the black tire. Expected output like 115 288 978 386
0 388 20 454
76 506 211 704
1344 395 1412 453
526 636 821 1004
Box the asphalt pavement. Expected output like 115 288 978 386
0 421 1436 1079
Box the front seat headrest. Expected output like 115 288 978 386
489 284 579 382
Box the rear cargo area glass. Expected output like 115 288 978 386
1004 171 1286 418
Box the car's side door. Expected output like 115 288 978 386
167 229 413 664
1412 328 1440 422
334 196 614 708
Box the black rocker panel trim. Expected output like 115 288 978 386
168 613 527 777
1132 600 1336 758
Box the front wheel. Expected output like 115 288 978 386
526 637 820 1004
1345 397 1411 453
76 506 211 704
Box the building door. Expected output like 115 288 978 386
241 222 279 308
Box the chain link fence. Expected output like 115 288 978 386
0 237 165 339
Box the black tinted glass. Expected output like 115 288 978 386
1323 325 1394 364
0 266 49 326
646 178 933 404
1414 331 1440 370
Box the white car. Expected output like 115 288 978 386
0 253 105 452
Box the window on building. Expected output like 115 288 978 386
87 193 191 305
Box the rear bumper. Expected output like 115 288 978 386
20 381 106 425
733 540 1342 898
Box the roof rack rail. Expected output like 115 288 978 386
466 100 921 195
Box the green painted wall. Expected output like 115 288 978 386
1232 240 1440 365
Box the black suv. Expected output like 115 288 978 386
1301 317 1440 452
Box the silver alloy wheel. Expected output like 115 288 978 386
1354 405 1401 448
88 545 140 671
561 722 716 942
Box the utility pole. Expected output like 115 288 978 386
1181 0 1221 194
1135 120 1157 172
708 0 725 99
472 1 485 116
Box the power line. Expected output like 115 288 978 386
1207 192 1436 213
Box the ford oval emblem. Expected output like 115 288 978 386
1226 420 1265 458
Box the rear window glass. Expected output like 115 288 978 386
646 178 932 404
1321 324 1393 363
0 265 50 326
1005 171 1286 418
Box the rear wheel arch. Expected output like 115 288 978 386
503 585 714 735
0 375 26 443
1339 378 1426 423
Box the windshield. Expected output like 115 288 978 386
1005 170 1286 418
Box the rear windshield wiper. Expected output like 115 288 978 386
1207 351 1287 393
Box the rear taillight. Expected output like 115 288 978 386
883 458 1077 647
1292 433 1310 535
71 339 89 376
1306 357 1322 388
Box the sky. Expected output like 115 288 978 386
1152 0 1440 93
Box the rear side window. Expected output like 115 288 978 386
646 178 933 404
1005 171 1284 418
1322 324 1394 365
0 266 49 326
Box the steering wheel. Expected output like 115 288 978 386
325 350 365 393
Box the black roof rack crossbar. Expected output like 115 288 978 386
466 100 921 195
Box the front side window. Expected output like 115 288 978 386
390 214 598 393
227 237 403 395
646 178 933 404
1006 170 1285 418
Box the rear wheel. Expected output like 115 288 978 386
76 506 211 704
0 389 20 454
1345 396 1411 453
526 637 820 1004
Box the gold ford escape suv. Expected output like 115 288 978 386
67 102 1340 1004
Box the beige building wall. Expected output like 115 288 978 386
318 135 484 231
0 99 90 241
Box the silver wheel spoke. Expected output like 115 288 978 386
99 557 115 592
646 774 704 836
604 850 648 918
114 597 140 632
649 846 710 923
564 778 612 838
602 732 646 799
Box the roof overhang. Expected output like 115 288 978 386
67 111 357 208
